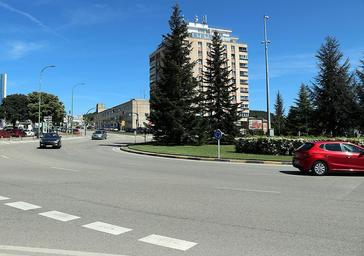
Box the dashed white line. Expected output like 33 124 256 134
39 211 80 222
0 196 10 201
216 187 281 194
0 245 130 256
0 155 9 159
82 222 132 235
5 201 41 210
139 234 198 251
50 167 80 172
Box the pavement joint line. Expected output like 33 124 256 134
216 187 281 194
138 234 198 251
50 167 80 172
82 221 132 235
0 245 130 256
0 196 10 201
4 201 41 211
38 211 81 222
119 146 292 166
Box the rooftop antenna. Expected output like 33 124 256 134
202 15 207 24
194 15 198 23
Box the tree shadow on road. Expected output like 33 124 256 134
98 142 128 147
280 170 364 177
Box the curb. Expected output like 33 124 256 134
120 146 292 165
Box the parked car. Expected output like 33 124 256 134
39 133 62 149
24 130 35 137
5 128 26 137
92 130 107 140
292 141 364 175
73 128 81 135
0 130 10 138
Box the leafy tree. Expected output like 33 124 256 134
356 56 364 131
286 84 313 135
27 92 65 124
0 94 29 127
149 4 203 144
311 36 357 136
272 91 285 135
202 31 240 142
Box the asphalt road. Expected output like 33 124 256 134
0 133 363 256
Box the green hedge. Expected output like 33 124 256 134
235 137 364 156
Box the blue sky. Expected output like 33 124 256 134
0 0 363 115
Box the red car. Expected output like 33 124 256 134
293 141 364 175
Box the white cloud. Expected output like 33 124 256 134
0 0 65 39
4 41 47 60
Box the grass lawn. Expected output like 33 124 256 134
129 144 292 162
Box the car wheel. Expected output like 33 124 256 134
312 161 328 176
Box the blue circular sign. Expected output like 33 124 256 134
213 129 222 140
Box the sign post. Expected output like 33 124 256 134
213 129 223 159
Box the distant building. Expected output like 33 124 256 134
0 73 7 105
94 99 150 130
96 103 106 113
149 16 249 124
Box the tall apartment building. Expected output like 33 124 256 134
0 73 7 105
149 17 249 123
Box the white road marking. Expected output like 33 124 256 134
139 234 198 251
0 155 9 159
50 167 80 172
82 222 132 235
0 245 130 256
0 196 9 201
39 211 80 222
5 201 41 210
216 187 281 194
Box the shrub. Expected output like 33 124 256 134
235 137 364 155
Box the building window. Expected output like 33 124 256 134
239 63 247 68
240 95 249 101
241 112 249 117
198 50 203 58
231 62 236 69
231 53 236 59
239 55 248 61
240 88 248 93
198 42 202 48
231 45 235 53
239 46 247 52
240 71 248 77
240 79 248 85
197 59 203 65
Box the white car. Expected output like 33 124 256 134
24 130 35 137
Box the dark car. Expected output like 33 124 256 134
292 141 364 175
40 133 62 149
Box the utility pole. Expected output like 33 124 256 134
262 15 273 136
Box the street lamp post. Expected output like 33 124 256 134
84 107 95 136
262 15 273 137
129 112 139 144
38 65 56 138
71 83 85 134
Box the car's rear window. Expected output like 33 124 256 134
296 142 315 151
44 133 58 138
95 131 102 134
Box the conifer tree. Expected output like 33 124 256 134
202 31 240 142
311 37 356 136
149 4 203 144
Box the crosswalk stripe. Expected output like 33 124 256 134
82 222 132 235
139 234 197 251
0 196 10 201
39 211 80 222
5 201 41 210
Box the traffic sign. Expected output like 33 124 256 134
213 129 222 140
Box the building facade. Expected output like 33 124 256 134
0 73 7 105
149 17 249 123
94 99 149 130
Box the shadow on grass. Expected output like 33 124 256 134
280 170 364 177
